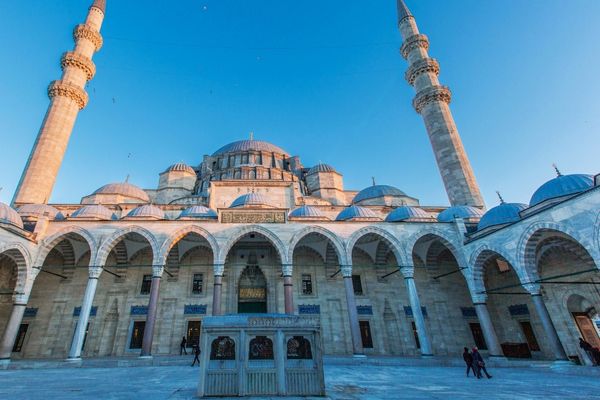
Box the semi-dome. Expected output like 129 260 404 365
530 174 594 206
336 205 380 221
289 205 326 218
478 203 527 231
0 202 24 229
386 206 432 222
307 163 337 175
93 182 150 202
163 163 195 175
17 204 64 220
353 185 407 204
230 193 273 208
213 140 288 156
437 206 484 222
178 205 218 219
71 205 116 220
126 204 165 220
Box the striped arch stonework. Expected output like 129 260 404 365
0 243 31 301
94 226 160 268
287 226 347 267
218 225 288 265
157 225 219 266
346 226 409 267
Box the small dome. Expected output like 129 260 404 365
71 205 116 220
307 163 337 175
0 202 24 229
126 204 165 220
213 140 288 156
478 203 528 231
289 205 325 218
230 193 273 208
93 182 150 203
530 174 594 206
386 206 432 222
437 206 484 222
178 205 218 219
336 205 380 221
353 185 407 204
17 204 65 220
164 163 195 175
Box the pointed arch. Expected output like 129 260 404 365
95 225 159 266
34 226 97 267
347 226 409 266
469 244 519 296
218 225 287 264
0 242 31 297
287 226 346 266
158 225 218 265
406 226 464 267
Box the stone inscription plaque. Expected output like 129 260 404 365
221 211 286 224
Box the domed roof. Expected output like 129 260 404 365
213 140 288 156
93 182 150 202
178 205 218 219
126 204 165 220
353 185 407 204
530 174 594 206
163 163 195 175
307 163 337 175
336 205 380 221
230 193 273 208
289 205 325 218
0 202 24 229
437 206 484 222
71 205 116 220
386 206 432 222
17 204 64 220
478 203 528 231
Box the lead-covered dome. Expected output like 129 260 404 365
71 205 116 220
307 163 337 175
230 193 273 208
92 182 150 203
17 204 65 221
437 206 484 222
478 203 527 231
529 174 594 206
213 140 288 156
163 163 195 175
289 205 326 219
125 204 165 220
386 206 432 222
178 205 218 219
353 185 406 203
336 205 380 221
0 202 24 229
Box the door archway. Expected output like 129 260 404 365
238 264 267 313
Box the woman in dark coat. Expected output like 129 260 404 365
472 347 492 379
463 347 476 377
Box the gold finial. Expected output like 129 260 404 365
249 131 254 141
496 191 505 204
552 163 562 177
372 177 376 186
125 174 130 183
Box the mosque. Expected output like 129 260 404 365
1 0 599 367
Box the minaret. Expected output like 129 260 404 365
12 0 106 206
397 1 485 208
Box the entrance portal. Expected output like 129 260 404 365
238 265 267 313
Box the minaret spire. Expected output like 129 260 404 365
12 1 106 206
396 1 485 208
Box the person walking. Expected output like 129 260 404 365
472 347 492 379
463 347 476 377
191 343 201 367
180 336 188 355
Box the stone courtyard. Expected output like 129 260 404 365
1 358 599 399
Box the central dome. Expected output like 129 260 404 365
212 140 288 156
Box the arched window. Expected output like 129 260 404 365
248 336 274 360
210 336 236 360
287 336 313 359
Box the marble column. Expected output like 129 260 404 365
529 290 568 360
212 263 224 316
400 267 432 356
282 264 294 314
140 266 163 357
0 295 28 360
342 265 363 355
473 302 503 357
68 267 102 359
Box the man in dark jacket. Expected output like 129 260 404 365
191 344 201 367
180 336 187 355
463 347 476 377
472 347 492 379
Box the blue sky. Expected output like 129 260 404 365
0 0 599 206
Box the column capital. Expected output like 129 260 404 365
341 265 352 278
523 282 541 296
13 292 29 305
400 266 415 279
281 264 293 277
89 266 102 279
213 263 225 277
152 265 164 278
471 293 488 305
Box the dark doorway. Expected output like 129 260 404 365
238 265 267 313
359 320 373 348
411 321 420 349
12 323 28 352
129 321 145 349
469 323 487 350
519 321 541 351
187 321 201 348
